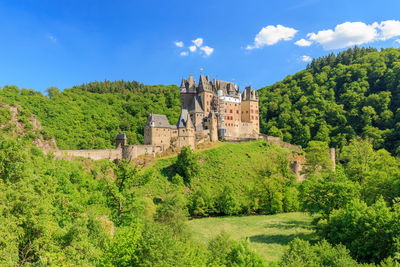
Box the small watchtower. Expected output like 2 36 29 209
115 134 127 149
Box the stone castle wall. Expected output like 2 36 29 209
55 145 163 162
54 149 123 161
122 145 163 161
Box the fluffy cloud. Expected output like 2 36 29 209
396 39 400 44
377 20 400 40
174 41 184 47
301 20 400 50
295 38 312 47
301 55 312 62
307 22 378 49
200 46 214 56
246 25 298 49
176 37 214 57
189 45 197 52
192 38 203 47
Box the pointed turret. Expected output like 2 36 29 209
243 88 247 100
188 74 195 92
180 78 187 93
198 74 212 92
186 112 193 129
177 109 194 128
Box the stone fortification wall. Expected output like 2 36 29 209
122 145 163 161
55 145 163 162
54 149 122 161
261 135 302 151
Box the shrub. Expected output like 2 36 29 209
317 197 400 263
280 238 358 267
175 146 199 186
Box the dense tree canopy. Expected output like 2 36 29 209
258 47 400 154
0 81 180 149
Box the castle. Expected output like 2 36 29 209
143 74 260 150
55 74 261 162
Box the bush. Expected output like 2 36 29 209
280 238 358 267
207 231 265 266
283 186 300 212
175 146 199 186
171 173 183 185
317 197 400 264
215 185 241 216
155 193 188 236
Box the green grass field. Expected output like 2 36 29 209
187 212 316 264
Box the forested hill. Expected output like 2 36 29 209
258 47 400 154
2 47 400 152
0 82 180 149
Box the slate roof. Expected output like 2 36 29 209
198 74 212 92
177 109 193 128
189 96 204 113
146 113 171 128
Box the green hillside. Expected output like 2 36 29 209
258 47 400 154
136 140 299 217
0 81 180 149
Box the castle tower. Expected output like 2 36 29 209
241 86 260 134
177 109 195 149
198 74 214 115
144 113 174 150
206 111 218 142
115 134 127 149
180 77 195 110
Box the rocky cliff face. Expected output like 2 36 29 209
1 105 57 150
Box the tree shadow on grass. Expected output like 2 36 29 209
263 220 312 230
249 232 314 246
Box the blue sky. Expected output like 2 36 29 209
0 0 400 92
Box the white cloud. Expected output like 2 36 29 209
192 38 203 47
295 38 312 47
396 39 400 44
177 37 214 56
308 21 378 50
246 25 298 49
303 20 400 50
376 20 400 40
174 41 184 47
301 55 312 62
189 45 197 52
200 46 214 56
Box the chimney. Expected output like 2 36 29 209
206 75 210 82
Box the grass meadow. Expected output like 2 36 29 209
187 212 316 264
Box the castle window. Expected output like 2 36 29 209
236 110 239 114
230 109 232 113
